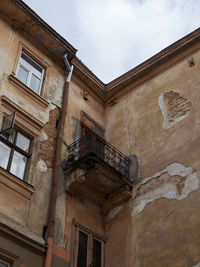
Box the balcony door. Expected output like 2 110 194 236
80 112 105 160
72 223 104 267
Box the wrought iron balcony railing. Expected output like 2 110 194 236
67 132 130 179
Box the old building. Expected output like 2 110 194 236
0 0 76 266
1 1 200 267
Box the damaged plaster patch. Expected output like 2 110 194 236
106 205 122 221
71 117 81 142
39 129 48 142
190 263 200 267
131 163 199 216
37 160 47 172
158 91 192 129
65 168 86 191
47 102 57 112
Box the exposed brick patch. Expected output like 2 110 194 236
39 107 60 169
159 91 192 129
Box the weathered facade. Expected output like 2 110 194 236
0 0 76 266
1 1 200 267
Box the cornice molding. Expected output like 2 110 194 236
72 28 200 104
0 220 45 253
10 0 77 58
0 95 44 137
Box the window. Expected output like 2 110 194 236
73 223 104 267
0 260 10 267
16 52 44 95
0 129 31 179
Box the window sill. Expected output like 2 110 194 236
0 167 34 200
8 74 49 110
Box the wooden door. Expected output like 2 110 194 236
80 123 104 160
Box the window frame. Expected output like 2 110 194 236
80 111 105 138
16 51 44 95
0 129 32 180
0 259 10 267
71 221 105 267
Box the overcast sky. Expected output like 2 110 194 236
23 0 200 83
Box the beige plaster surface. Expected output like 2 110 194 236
105 50 200 179
0 14 64 238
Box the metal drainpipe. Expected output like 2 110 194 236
44 54 74 267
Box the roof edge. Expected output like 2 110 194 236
11 0 77 57
105 27 200 91
72 57 105 90
71 27 200 100
10 1 200 101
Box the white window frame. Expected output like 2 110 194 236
16 51 44 95
0 259 10 267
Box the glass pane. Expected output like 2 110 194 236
30 74 41 94
10 151 27 179
0 129 15 143
93 124 104 137
0 142 11 169
77 231 88 267
20 53 43 78
16 64 28 84
16 132 30 152
95 138 104 159
0 261 9 267
93 239 102 267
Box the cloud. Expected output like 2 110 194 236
24 0 200 82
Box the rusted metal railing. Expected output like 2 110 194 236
67 132 130 178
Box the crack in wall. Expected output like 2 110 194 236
124 106 136 155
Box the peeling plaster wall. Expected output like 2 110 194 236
131 163 200 267
2 8 200 267
104 163 200 267
0 18 64 122
191 263 200 267
104 51 200 266
0 15 63 239
62 47 200 266
105 51 200 179
0 13 105 255
131 163 199 216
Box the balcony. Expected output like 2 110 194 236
64 132 134 214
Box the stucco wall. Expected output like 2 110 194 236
105 51 200 178
104 48 200 266
0 14 64 240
